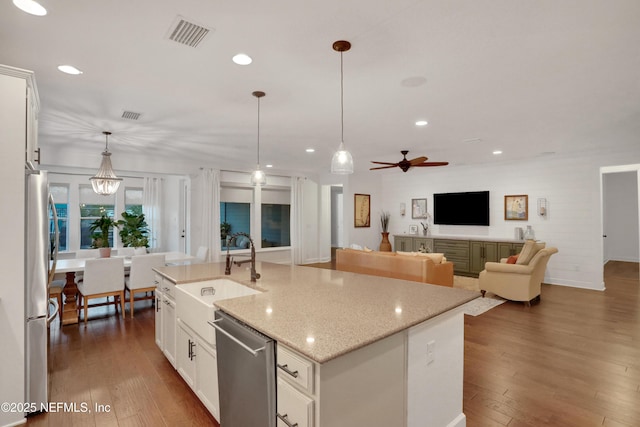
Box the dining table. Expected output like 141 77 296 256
51 251 196 326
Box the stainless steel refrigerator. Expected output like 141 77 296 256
25 168 53 413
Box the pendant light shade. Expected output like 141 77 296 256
90 131 122 195
330 40 354 175
250 91 267 186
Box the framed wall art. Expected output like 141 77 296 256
409 224 419 235
504 195 528 220
354 193 371 227
411 198 428 219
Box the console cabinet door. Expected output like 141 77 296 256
470 241 498 274
394 236 413 252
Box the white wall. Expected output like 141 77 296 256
338 148 640 291
0 71 27 427
603 170 640 263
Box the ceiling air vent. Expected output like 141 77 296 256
122 111 141 121
167 16 212 48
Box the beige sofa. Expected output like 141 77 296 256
335 248 454 287
479 242 558 305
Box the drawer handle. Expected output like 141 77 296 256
163 287 170 292
276 413 298 427
277 363 299 378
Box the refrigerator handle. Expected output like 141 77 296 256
48 194 59 285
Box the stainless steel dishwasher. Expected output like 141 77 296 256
210 310 276 427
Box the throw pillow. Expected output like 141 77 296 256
396 251 417 256
506 255 519 264
516 240 545 265
415 252 445 264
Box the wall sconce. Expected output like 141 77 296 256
400 203 406 216
537 198 547 216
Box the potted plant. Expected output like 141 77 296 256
379 211 392 252
117 212 150 249
220 221 231 241
89 214 119 257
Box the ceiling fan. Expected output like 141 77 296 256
370 150 449 172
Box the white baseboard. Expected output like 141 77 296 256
446 413 466 427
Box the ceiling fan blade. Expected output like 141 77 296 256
414 162 449 167
370 161 399 166
370 165 400 170
408 156 428 165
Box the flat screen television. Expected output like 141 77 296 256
433 191 490 226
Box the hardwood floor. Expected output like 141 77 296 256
29 261 639 426
28 300 219 427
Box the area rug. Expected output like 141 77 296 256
459 295 506 316
452 275 506 316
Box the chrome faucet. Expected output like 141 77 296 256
225 232 260 282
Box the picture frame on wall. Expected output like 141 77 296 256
504 194 528 220
409 225 419 235
411 198 428 219
354 193 371 227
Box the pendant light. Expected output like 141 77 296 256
250 91 267 186
90 131 122 195
330 40 354 174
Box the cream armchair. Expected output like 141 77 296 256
479 247 558 305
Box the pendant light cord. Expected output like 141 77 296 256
340 51 344 144
257 96 261 165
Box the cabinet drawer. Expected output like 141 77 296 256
157 276 176 299
277 378 314 427
277 345 314 393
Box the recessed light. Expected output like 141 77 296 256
306 336 315 344
13 0 47 16
57 65 83 75
265 164 273 168
305 148 315 153
493 150 503 155
232 53 252 65
415 120 428 126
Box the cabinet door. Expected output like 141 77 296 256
412 238 433 253
155 290 163 350
162 296 177 368
394 236 412 252
196 340 220 421
277 377 314 427
469 242 485 273
177 321 196 390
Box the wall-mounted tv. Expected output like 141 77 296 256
433 191 490 226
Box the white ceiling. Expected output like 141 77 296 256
2 0 640 177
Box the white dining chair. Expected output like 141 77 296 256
117 247 135 257
125 254 165 318
76 257 125 324
196 246 209 262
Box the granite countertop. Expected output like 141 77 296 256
155 262 479 364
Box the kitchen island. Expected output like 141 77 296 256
154 261 479 427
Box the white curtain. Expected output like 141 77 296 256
290 176 305 264
199 169 220 262
143 177 162 251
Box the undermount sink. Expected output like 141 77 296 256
175 279 261 345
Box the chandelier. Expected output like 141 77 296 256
90 131 122 195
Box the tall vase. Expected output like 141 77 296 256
379 232 392 252
523 225 535 240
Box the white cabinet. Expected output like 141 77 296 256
25 84 39 165
154 289 163 349
176 319 220 420
277 377 313 427
195 338 219 421
162 294 176 367
176 320 196 388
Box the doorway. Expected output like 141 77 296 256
601 166 640 281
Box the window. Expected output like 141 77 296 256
124 187 143 216
220 202 250 249
49 184 68 251
261 189 290 248
79 185 115 249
